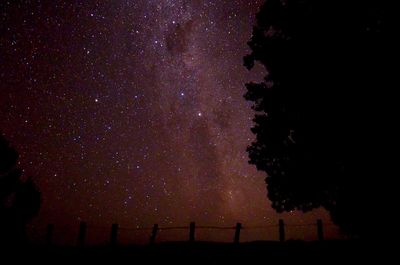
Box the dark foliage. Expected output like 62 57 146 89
0 133 41 245
244 0 396 237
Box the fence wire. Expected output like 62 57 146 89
27 220 347 246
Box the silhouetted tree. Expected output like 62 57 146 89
244 0 395 238
0 133 41 246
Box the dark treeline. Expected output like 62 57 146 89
244 0 396 239
0 133 41 246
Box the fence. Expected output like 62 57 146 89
38 219 345 247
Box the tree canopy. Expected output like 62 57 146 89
0 133 41 245
244 0 395 237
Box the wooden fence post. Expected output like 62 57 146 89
77 221 87 247
279 219 285 242
234 223 242 243
189 222 195 242
45 224 54 246
150 224 158 244
110 223 118 246
317 219 324 241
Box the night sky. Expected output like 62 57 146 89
1 0 332 243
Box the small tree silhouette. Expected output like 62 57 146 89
244 0 394 238
0 133 41 246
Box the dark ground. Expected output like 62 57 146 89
2 240 392 264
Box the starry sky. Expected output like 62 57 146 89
1 0 333 244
